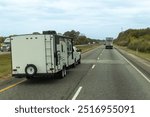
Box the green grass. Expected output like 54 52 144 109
117 45 150 62
76 44 100 53
0 54 11 79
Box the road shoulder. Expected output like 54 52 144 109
115 46 150 78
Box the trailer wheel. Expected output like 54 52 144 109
25 64 37 78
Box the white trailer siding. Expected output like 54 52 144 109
11 35 48 75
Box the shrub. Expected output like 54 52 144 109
128 39 150 52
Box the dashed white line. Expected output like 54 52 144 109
100 49 104 55
72 86 82 100
121 53 150 83
92 65 95 69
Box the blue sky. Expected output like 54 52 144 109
0 0 150 39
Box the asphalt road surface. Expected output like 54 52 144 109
0 46 150 100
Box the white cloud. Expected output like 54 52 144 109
0 0 150 38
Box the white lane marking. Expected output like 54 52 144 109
72 86 82 100
100 49 104 55
92 65 95 69
121 53 150 83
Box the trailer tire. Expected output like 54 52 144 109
25 64 37 78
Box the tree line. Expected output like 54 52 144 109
63 30 100 45
115 28 150 52
0 36 4 43
0 36 5 47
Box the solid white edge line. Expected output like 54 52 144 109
92 65 95 69
120 53 150 83
72 86 83 100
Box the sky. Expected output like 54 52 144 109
0 0 150 39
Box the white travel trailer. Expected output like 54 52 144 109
11 31 80 79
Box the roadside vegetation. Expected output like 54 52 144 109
115 28 150 53
0 36 5 48
63 30 100 45
0 54 11 79
114 28 150 62
116 45 150 62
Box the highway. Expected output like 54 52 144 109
0 46 150 100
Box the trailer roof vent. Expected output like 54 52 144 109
43 30 57 35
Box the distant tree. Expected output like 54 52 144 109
63 30 80 44
76 35 88 45
64 30 100 45
32 32 40 35
115 27 150 52
0 36 4 43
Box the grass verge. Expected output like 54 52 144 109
0 54 11 79
116 45 150 62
